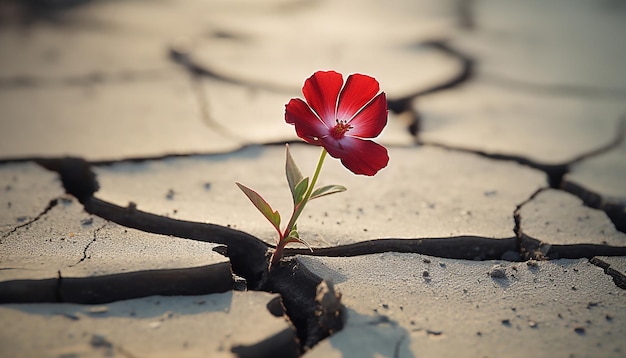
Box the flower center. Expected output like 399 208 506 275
331 119 352 139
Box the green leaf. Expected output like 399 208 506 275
288 227 299 239
310 185 347 200
285 144 304 203
236 182 281 231
293 177 309 204
283 231 313 252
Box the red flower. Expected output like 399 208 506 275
285 70 389 176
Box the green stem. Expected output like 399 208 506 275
283 147 327 239
270 148 327 269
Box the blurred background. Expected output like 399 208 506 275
0 0 625 167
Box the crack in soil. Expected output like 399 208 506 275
513 188 548 259
1 3 624 355
590 257 626 289
1 262 233 304
0 139 623 355
170 38 474 143
511 186 626 287
393 333 407 358
284 236 518 261
419 115 626 234
69 222 107 267
0 69 173 90
388 40 475 137
34 156 626 267
1 198 58 243
512 187 626 264
168 45 298 94
561 181 626 233
189 74 248 142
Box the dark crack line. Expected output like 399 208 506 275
189 74 248 142
169 39 474 115
393 333 407 358
1 198 59 243
0 141 398 166
420 115 626 233
561 115 626 232
418 112 626 189
0 68 174 90
34 156 626 268
169 38 474 149
590 257 626 289
8 155 623 352
417 140 568 188
69 222 106 267
387 40 474 116
284 236 518 261
568 115 626 167
513 188 548 259
168 45 299 94
561 180 626 233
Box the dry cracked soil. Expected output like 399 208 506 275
0 0 625 357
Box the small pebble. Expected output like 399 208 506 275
90 334 112 348
489 265 507 278
587 302 599 309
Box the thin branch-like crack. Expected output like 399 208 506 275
69 222 107 267
168 45 298 94
1 198 59 243
420 115 626 233
0 68 172 90
513 188 548 256
189 74 248 142
393 333 407 358
568 115 626 167
561 115 626 232
418 140 567 188
387 40 475 119
590 257 626 290
513 188 547 234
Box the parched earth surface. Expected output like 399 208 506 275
0 1 625 357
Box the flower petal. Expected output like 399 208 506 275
285 98 327 144
302 70 343 128
347 92 388 138
336 73 380 121
321 136 389 176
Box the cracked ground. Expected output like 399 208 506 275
0 0 625 357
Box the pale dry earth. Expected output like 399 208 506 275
0 0 625 357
